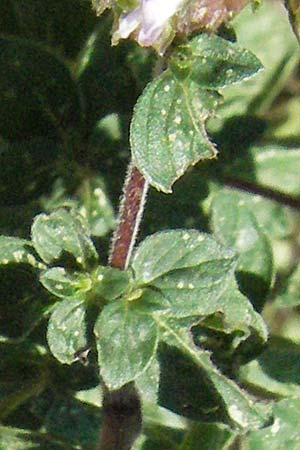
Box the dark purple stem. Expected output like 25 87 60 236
99 162 149 450
109 162 149 270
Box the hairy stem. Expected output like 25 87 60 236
109 162 149 270
99 162 149 450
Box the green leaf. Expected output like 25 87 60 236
0 236 44 268
40 267 92 299
211 189 273 308
91 265 131 301
94 298 159 390
226 146 300 196
77 177 115 237
31 209 98 267
0 425 71 450
170 34 262 89
47 298 88 364
179 422 236 450
274 264 300 308
157 316 269 430
130 71 218 192
132 230 237 318
0 36 82 141
246 397 300 450
239 336 300 398
42 396 102 449
132 230 235 283
217 1 299 118
135 357 160 402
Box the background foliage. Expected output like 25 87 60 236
1 0 300 449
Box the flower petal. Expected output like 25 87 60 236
138 0 184 45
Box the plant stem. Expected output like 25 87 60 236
99 161 149 450
109 161 149 270
224 176 300 209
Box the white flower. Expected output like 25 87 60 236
114 0 184 47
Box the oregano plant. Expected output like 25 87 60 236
1 0 300 449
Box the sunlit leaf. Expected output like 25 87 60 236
47 298 88 364
31 209 98 268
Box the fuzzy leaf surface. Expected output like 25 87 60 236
132 230 236 318
94 294 159 390
47 298 87 364
0 236 43 268
211 189 273 308
92 266 130 301
31 209 97 267
131 71 218 192
157 316 268 430
40 267 92 299
247 397 300 449
170 34 263 89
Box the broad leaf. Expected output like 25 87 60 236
47 298 88 364
246 397 300 450
170 34 262 89
211 189 273 308
132 230 237 318
225 146 300 196
157 316 269 430
135 357 160 402
0 236 44 269
40 267 92 299
94 296 159 390
31 209 98 267
130 71 218 192
132 230 235 283
239 336 300 398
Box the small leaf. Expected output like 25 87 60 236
247 397 300 450
170 34 263 89
31 209 98 267
92 265 131 301
94 299 158 390
0 236 44 268
40 267 92 299
47 298 87 364
78 177 115 237
130 71 218 192
211 189 273 308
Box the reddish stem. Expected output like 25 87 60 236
99 162 148 450
109 162 149 270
